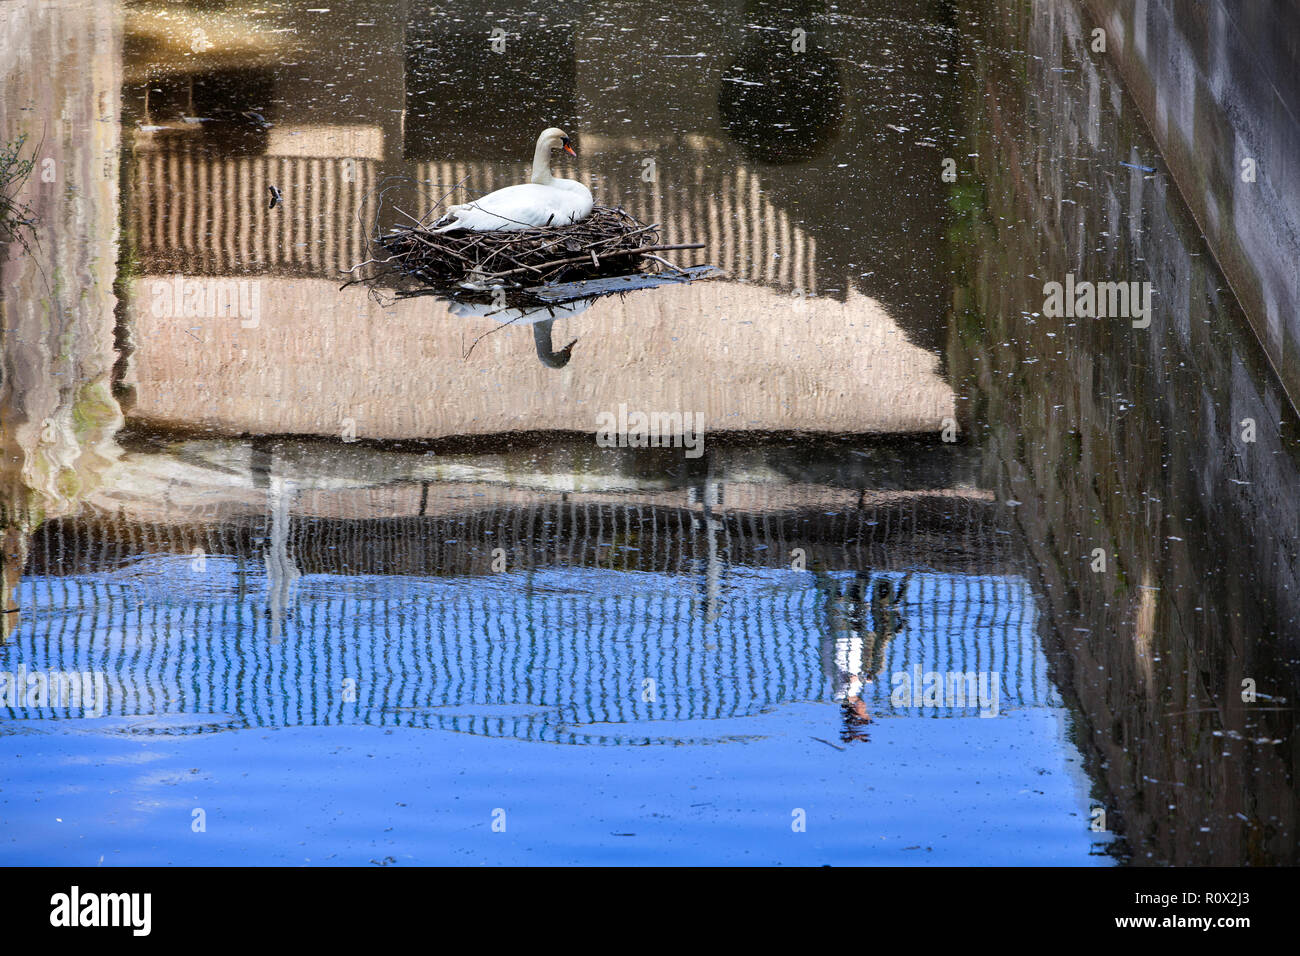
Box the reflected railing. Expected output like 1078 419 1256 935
128 143 381 278
417 157 818 293
126 139 819 293
2 436 1057 743
4 560 1055 742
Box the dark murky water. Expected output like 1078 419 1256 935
0 0 1295 865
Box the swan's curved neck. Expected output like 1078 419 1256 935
530 138 555 185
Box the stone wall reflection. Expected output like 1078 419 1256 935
952 0 1300 863
1083 0 1300 407
0 0 125 636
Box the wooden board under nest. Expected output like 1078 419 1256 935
370 205 703 289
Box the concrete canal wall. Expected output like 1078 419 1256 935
1082 0 1300 409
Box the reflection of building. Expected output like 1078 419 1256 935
128 143 816 290
117 0 964 371
125 50 972 441
129 142 381 278
121 273 955 438
2 436 1056 739
114 0 969 453
2 564 1053 742
5 437 1056 741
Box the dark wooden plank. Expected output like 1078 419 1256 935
523 266 723 303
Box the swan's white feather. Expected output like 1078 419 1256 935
432 127 594 233
435 180 593 233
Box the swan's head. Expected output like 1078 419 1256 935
539 127 576 156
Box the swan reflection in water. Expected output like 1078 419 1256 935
447 295 597 368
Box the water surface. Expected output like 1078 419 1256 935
1 0 1296 865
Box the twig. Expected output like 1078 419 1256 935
645 253 688 273
482 243 705 280
582 223 657 249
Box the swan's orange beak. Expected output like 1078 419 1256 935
562 138 576 156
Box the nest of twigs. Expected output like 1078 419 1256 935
367 205 701 289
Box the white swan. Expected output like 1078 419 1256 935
433 128 594 233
